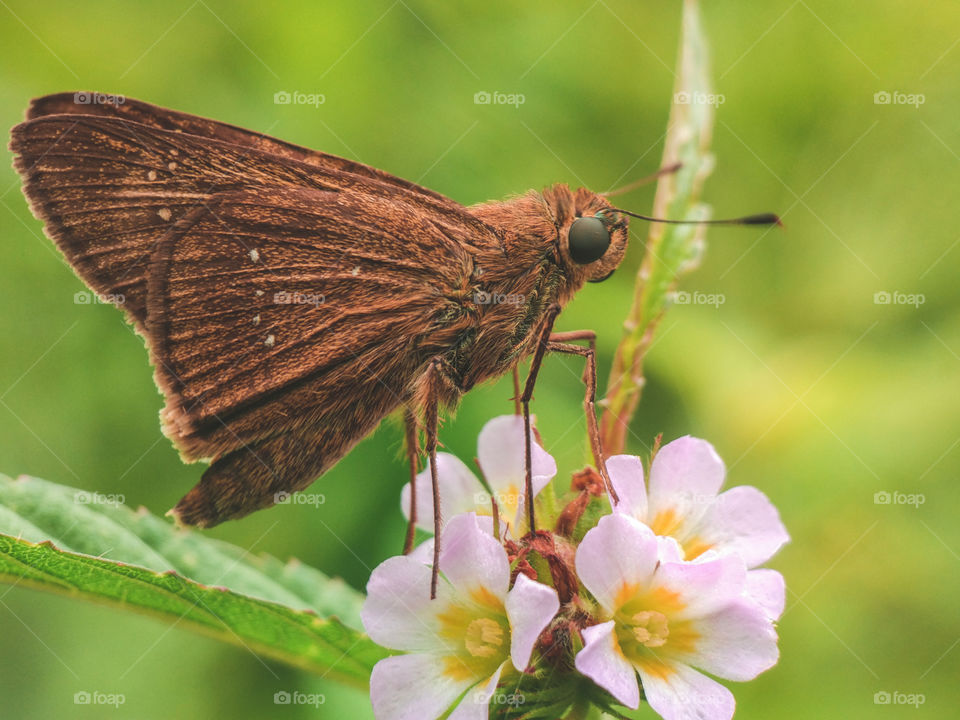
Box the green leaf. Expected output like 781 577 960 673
0 474 388 687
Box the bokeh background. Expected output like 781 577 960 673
1 1 958 718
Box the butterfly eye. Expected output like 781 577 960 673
567 216 611 265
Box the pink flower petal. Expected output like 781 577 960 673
575 621 641 709
401 453 482 532
407 538 435 565
657 536 685 563
647 437 725 524
637 661 735 720
476 414 556 499
576 514 659 611
438 513 510 601
745 569 786 620
683 597 780 682
656 552 747 619
370 653 474 720
361 555 451 652
447 663 505 720
607 454 648 519
406 516 498 566
695 486 790 568
505 573 560 671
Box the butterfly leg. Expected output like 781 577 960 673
546 332 619 505
410 355 463 598
423 358 444 599
402 408 421 555
519 304 563 533
511 366 522 415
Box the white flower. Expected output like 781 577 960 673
607 436 789 568
574 514 781 720
362 513 560 720
401 415 557 536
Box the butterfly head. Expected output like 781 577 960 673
543 185 629 285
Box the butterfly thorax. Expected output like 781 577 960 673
445 185 625 392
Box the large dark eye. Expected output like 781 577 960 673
568 216 610 264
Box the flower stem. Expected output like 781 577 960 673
600 0 716 454
562 698 594 720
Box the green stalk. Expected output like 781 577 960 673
600 0 717 454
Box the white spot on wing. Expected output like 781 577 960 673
351 266 360 276
168 161 178 171
255 290 264 297
252 314 261 325
264 334 275 347
157 208 172 221
249 249 260 262
147 170 157 181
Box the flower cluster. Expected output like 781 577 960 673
362 416 789 720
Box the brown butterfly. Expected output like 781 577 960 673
10 93 776 591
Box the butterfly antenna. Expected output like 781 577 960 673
612 208 783 228
601 162 684 198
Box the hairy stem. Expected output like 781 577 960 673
600 0 716 454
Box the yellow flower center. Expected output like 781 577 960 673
437 588 510 682
611 582 699 674
464 617 504 658
628 610 670 648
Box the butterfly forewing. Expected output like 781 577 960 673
25 93 452 203
11 115 340 324
10 106 502 526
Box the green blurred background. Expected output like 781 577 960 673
1 1 958 718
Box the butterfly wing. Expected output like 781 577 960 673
11 110 496 526
11 113 332 326
153 186 485 526
10 111 478 327
25 92 451 203
149 185 478 457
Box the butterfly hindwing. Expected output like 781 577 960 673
148 186 491 525
147 186 478 458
